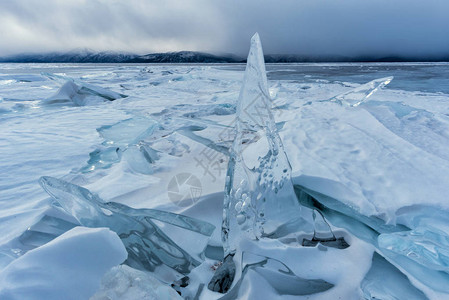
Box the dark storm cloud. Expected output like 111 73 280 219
1 0 448 59
219 0 449 58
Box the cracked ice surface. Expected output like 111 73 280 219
1 54 449 298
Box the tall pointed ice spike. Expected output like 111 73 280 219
236 33 272 130
221 33 301 257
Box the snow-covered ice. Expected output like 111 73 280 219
0 226 127 300
91 265 182 300
1 44 449 298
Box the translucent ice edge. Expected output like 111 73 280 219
39 176 215 282
294 183 449 294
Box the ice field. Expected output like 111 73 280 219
1 37 449 299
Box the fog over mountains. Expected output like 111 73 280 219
2 49 449 63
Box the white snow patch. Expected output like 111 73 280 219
0 227 127 300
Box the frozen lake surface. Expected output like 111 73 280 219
1 62 449 299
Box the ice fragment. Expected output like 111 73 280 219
219 252 333 299
39 176 214 282
329 76 393 107
221 33 301 258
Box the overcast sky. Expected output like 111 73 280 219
1 0 448 58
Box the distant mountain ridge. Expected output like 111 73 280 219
1 50 448 63
127 51 243 63
0 50 243 63
0 50 138 63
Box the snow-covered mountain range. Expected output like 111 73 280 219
2 49 449 63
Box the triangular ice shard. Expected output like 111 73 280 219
221 33 301 258
211 33 305 294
